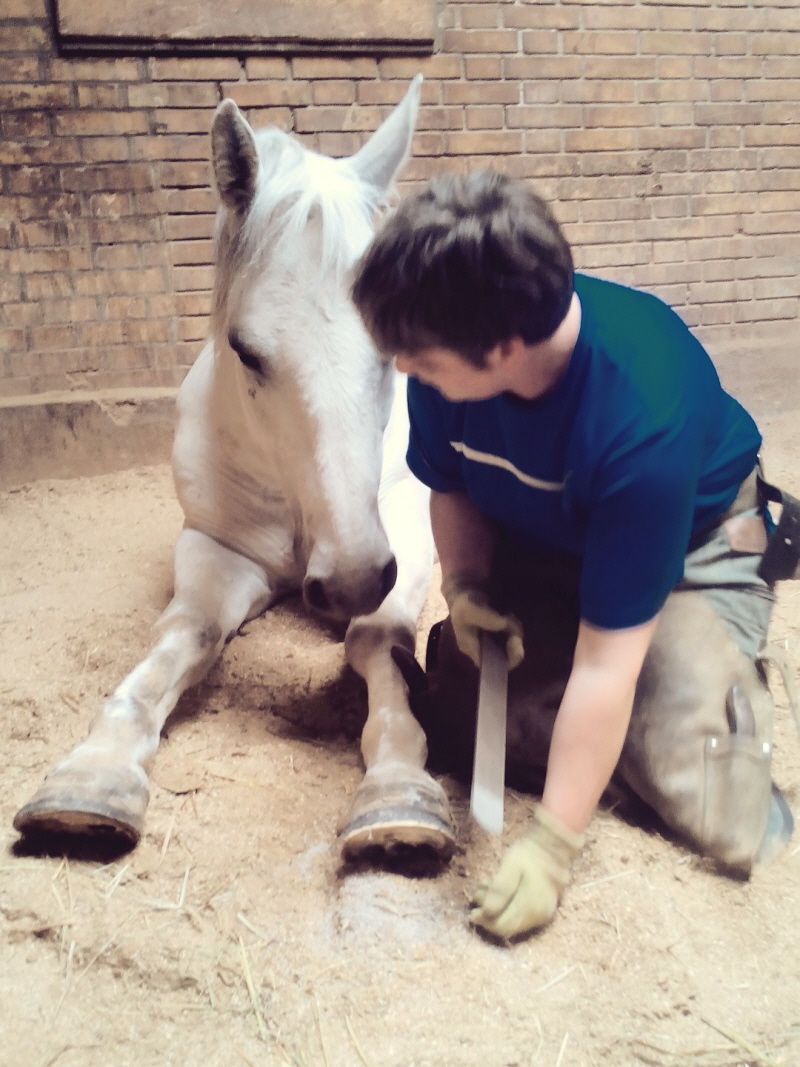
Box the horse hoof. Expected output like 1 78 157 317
13 763 150 848
339 776 456 862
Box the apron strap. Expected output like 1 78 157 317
757 471 800 584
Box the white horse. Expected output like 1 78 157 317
14 76 456 863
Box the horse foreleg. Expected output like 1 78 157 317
13 528 272 847
339 478 456 862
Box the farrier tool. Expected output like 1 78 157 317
470 631 508 834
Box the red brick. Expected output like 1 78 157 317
92 244 141 269
417 107 464 131
464 56 503 79
4 166 62 196
746 80 800 103
169 239 214 266
311 81 357 106
506 105 581 129
122 320 171 344
48 57 142 82
565 128 638 153
504 55 583 81
445 130 524 155
62 163 156 193
0 328 26 355
561 82 635 104
379 55 461 79
173 265 214 292
520 29 563 53
291 57 378 80
165 215 214 242
2 111 51 140
178 317 207 343
462 5 502 30
175 293 213 318
246 108 293 132
442 29 520 54
77 85 123 109
152 110 212 135
744 126 800 148
105 296 149 320
694 57 765 79
245 57 290 80
22 273 74 300
53 110 149 137
563 31 638 56
0 84 72 109
638 128 707 150
443 81 518 105
316 132 363 157
81 137 130 163
0 141 81 165
465 106 504 131
163 188 216 214
657 57 695 80
584 105 657 128
0 57 40 83
148 294 180 319
128 82 219 109
582 57 657 79
2 0 47 15
30 323 78 350
294 105 382 135
148 57 241 81
223 82 312 108
0 24 49 50
159 161 209 188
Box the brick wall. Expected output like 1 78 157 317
2 0 799 400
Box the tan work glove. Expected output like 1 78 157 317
470 804 584 940
441 571 524 671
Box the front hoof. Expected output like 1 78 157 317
13 762 150 848
339 776 456 864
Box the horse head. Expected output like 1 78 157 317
205 78 422 620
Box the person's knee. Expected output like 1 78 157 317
621 590 775 871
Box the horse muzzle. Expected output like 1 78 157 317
302 555 397 620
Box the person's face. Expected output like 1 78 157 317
395 344 508 402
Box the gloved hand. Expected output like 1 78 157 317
441 571 524 670
469 804 584 940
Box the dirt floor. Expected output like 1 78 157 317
1 396 799 1067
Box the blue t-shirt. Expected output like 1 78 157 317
407 273 762 629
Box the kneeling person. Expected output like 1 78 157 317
352 170 794 941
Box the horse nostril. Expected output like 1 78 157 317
304 578 330 613
380 557 398 601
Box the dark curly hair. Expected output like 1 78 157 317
352 170 574 367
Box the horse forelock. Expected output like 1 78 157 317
212 127 381 332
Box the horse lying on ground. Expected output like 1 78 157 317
14 76 456 864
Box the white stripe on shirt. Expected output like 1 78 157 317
449 441 565 492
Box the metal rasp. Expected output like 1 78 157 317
470 631 508 834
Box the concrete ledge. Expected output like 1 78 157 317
0 388 177 490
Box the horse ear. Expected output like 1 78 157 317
211 98 260 215
349 74 422 196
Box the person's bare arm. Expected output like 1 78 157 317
542 615 660 834
430 490 523 669
430 489 496 582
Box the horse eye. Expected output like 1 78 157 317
228 332 268 379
